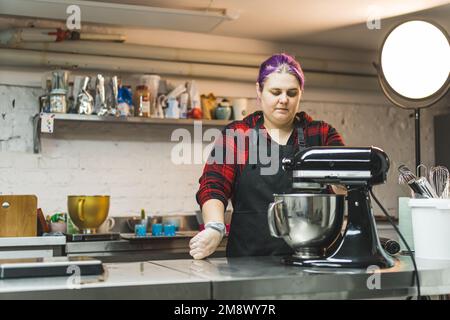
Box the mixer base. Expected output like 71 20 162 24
282 251 395 269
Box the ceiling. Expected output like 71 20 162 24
88 0 450 50
1 0 449 50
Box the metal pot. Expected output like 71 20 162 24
268 193 345 259
161 215 199 231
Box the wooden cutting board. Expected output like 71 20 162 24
0 195 37 237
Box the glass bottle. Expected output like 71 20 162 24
133 85 151 117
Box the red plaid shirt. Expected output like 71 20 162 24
196 111 344 208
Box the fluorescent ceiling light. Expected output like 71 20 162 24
0 0 238 32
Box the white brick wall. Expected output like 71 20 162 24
1 84 449 218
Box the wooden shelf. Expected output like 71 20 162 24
46 113 231 127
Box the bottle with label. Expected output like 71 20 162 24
179 92 189 119
133 85 151 117
39 79 52 113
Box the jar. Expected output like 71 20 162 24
49 93 67 113
215 98 232 120
133 85 151 117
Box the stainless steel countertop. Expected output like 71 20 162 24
65 234 227 262
0 236 66 247
1 255 450 299
154 256 450 299
0 261 210 299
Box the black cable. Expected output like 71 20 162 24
369 188 421 300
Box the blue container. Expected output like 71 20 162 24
135 224 147 237
151 223 163 236
164 224 176 237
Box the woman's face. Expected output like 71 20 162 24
257 72 302 128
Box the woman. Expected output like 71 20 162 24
189 53 344 259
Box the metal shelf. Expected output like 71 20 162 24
33 113 231 153
46 113 231 126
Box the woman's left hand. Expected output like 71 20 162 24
189 228 223 260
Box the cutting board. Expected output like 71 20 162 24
0 195 37 237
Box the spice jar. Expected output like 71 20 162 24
133 85 151 117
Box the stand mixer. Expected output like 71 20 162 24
268 146 395 268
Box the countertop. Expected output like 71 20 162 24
0 236 66 259
0 236 66 247
65 232 227 262
1 255 450 300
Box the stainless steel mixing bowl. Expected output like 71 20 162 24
268 193 345 259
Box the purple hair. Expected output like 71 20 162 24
257 53 305 91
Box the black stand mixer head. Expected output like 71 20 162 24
278 146 394 268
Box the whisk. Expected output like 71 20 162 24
429 166 450 199
398 165 437 198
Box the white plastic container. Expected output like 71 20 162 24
409 198 450 260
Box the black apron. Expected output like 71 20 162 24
226 116 307 257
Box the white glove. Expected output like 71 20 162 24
189 228 223 260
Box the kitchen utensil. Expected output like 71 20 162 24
416 164 428 178
416 176 438 198
97 217 116 234
268 194 345 258
398 164 418 184
232 98 248 120
0 195 37 237
72 75 84 110
49 93 67 113
162 215 199 231
49 70 69 114
429 166 450 199
78 76 94 115
94 74 108 116
67 195 110 234
277 146 394 268
398 165 436 198
50 70 69 94
409 198 450 260
109 76 119 116
67 81 77 114
126 216 150 232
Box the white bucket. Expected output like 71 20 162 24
409 199 450 260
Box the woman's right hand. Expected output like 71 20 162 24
189 228 224 260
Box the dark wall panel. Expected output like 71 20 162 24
434 113 450 168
